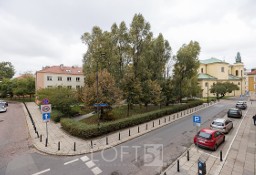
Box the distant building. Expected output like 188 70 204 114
35 64 84 90
247 68 256 94
198 53 245 98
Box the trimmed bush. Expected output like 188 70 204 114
51 109 64 123
61 100 203 139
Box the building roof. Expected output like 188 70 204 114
36 65 83 75
228 74 241 80
248 70 256 75
198 73 217 80
200 58 228 64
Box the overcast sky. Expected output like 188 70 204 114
0 0 255 76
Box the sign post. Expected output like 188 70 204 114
193 115 201 152
41 99 51 147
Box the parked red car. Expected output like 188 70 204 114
194 128 225 151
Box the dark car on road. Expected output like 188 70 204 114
235 101 247 110
227 108 242 118
194 128 225 151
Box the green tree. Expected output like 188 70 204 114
210 82 239 98
37 87 78 115
0 62 15 80
172 41 201 102
83 69 121 106
12 73 35 99
0 78 13 98
140 80 161 107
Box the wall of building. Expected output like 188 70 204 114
206 63 229 80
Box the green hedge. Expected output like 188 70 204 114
51 110 64 123
61 100 203 139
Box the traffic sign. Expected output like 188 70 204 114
41 104 52 114
193 115 201 123
42 113 50 122
42 98 49 105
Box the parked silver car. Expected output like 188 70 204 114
210 118 233 134
0 103 7 112
236 101 247 110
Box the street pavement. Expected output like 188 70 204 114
23 98 256 175
161 99 256 175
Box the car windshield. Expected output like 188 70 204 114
198 131 212 139
212 122 224 126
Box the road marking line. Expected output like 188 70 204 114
31 169 50 175
91 167 102 175
80 155 90 162
199 150 219 159
64 158 79 165
85 160 95 168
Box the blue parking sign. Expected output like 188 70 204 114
193 115 201 123
42 113 50 122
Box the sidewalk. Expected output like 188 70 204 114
161 100 256 175
23 101 216 156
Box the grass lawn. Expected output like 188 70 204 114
81 104 174 125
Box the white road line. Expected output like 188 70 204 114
80 155 90 162
31 169 50 175
64 158 79 165
85 160 96 168
91 167 102 175
199 150 219 159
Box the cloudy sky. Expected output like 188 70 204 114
0 0 255 76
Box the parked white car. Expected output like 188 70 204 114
210 118 233 134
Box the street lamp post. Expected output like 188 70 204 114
96 52 105 130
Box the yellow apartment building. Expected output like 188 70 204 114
247 69 256 94
198 54 245 98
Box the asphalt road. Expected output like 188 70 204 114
1 97 247 175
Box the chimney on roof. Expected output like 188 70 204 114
60 64 64 69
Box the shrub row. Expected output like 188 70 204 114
61 100 204 139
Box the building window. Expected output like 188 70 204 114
241 70 243 77
67 77 71 81
221 67 224 72
58 76 62 81
47 86 52 88
67 86 72 89
235 70 238 76
205 82 208 87
47 76 52 81
238 82 240 85
58 86 62 89
76 77 80 82
76 85 80 90
201 68 203 73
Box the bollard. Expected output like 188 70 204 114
45 138 48 147
220 150 223 162
106 137 108 145
36 131 39 138
40 134 42 142
138 126 140 133
169 116 170 121
164 117 166 123
129 129 131 136
58 141 60 151
164 172 166 175
177 159 180 172
159 119 160 125
91 140 93 148
119 132 121 140
187 150 190 161
153 121 154 127
74 142 76 151
146 124 148 130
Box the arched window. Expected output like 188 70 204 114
235 70 238 76
201 68 203 73
241 70 243 77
